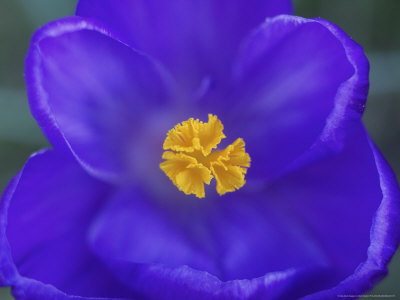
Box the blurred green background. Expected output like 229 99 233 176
0 0 399 299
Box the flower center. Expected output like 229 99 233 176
160 114 251 198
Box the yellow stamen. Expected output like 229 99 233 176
160 114 251 198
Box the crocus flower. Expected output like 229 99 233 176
1 0 400 299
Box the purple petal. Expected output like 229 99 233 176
88 188 221 276
103 263 324 300
26 16 174 183
207 197 327 282
76 0 293 93
0 150 136 299
217 15 369 182
266 124 400 297
87 186 330 299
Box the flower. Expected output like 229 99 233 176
1 0 400 299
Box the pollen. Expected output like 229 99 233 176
160 114 250 198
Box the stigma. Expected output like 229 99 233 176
160 114 250 198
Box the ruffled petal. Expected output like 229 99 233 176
25 16 174 183
265 124 400 298
0 150 136 299
160 152 213 198
163 114 226 156
216 15 369 182
76 0 293 93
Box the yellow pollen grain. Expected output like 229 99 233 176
160 114 251 198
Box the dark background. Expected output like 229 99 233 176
0 0 399 298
